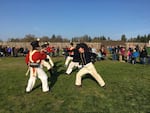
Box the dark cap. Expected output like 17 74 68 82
77 43 89 52
70 42 73 46
31 41 40 48
44 41 49 45
41 44 47 48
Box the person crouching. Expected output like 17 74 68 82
75 43 105 88
25 41 49 93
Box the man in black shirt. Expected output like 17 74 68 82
75 43 105 88
66 47 81 75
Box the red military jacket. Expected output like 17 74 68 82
68 46 75 56
25 50 47 65
46 46 53 53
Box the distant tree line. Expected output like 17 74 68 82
127 34 150 42
3 33 150 43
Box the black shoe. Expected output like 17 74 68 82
102 85 106 89
25 91 31 94
75 85 82 88
65 73 70 76
44 90 51 93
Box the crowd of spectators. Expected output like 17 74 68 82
108 45 150 64
0 44 60 57
0 45 29 57
1 43 150 65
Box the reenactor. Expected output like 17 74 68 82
25 41 49 93
64 42 75 67
41 43 54 75
75 43 106 88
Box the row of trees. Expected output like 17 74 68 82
4 33 150 42
128 34 150 42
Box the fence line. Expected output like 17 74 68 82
0 42 149 50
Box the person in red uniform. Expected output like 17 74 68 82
25 41 49 93
41 43 54 75
64 42 75 67
45 42 52 56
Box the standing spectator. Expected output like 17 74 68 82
119 47 126 62
62 46 69 59
0 45 4 57
120 47 126 61
111 46 117 60
7 46 12 56
97 49 102 61
51 46 55 57
140 47 148 64
90 45 97 63
91 45 97 54
100 46 107 60
1 46 5 56
56 46 60 56
19 47 24 56
131 48 139 64
14 46 19 57
23 48 29 56
12 47 15 57
126 48 132 63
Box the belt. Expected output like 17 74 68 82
29 62 40 68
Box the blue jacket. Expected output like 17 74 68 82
132 51 139 58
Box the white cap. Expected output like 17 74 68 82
37 38 40 41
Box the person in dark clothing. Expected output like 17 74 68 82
75 43 105 88
140 48 148 64
111 46 117 60
66 44 81 75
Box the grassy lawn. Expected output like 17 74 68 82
0 57 150 113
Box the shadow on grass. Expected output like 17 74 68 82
48 60 65 89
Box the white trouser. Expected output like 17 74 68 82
75 62 105 87
47 55 54 67
66 61 80 74
26 67 49 92
41 55 54 70
65 56 73 67
41 60 52 70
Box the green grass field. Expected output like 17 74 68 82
0 57 150 113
